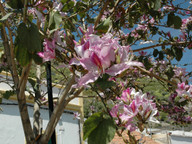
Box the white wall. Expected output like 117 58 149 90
171 136 192 144
0 99 81 144
0 73 80 105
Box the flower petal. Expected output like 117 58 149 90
106 63 129 76
69 58 81 66
78 72 99 86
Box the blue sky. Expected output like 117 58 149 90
132 0 192 73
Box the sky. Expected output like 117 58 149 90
132 0 192 73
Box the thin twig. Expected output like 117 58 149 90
23 0 28 23
133 41 190 52
94 0 110 28
136 66 176 86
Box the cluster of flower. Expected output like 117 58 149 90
110 88 157 132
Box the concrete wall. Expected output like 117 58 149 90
0 99 81 144
171 136 192 144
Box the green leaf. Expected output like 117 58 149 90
2 90 15 99
95 17 111 34
54 12 62 28
174 16 182 29
172 46 183 61
17 22 28 41
88 118 116 144
14 41 32 66
61 0 68 3
28 23 42 53
0 22 2 29
153 49 159 57
49 11 55 28
7 0 23 9
17 23 41 54
49 11 62 29
0 12 13 22
158 51 164 60
83 112 103 140
32 53 43 65
94 74 115 91
167 13 175 27
167 13 182 29
153 0 161 10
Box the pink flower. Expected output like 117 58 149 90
163 5 174 11
118 88 132 103
110 88 158 131
136 24 148 31
139 51 147 56
186 85 192 97
34 0 47 11
125 119 136 132
28 8 44 22
181 16 192 30
149 17 155 24
115 12 122 21
119 103 138 122
176 82 189 96
110 105 119 117
70 33 143 86
73 112 80 120
185 11 191 15
179 32 187 41
167 31 171 38
90 105 95 111
38 38 56 62
53 2 63 12
188 43 192 49
173 67 187 77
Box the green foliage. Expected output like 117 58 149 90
94 74 115 91
28 77 38 92
83 112 116 144
153 0 161 11
167 13 182 29
88 117 116 144
95 17 112 34
32 53 43 65
83 112 103 140
15 22 42 66
17 23 41 54
49 11 62 29
14 38 32 66
1 90 15 99
83 97 104 118
0 12 13 22
137 77 171 99
153 49 159 57
171 46 183 61
54 12 62 29
7 0 24 9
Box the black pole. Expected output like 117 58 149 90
46 61 56 144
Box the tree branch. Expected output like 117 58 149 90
0 3 35 143
135 66 177 86
94 0 110 28
133 41 190 52
40 74 75 143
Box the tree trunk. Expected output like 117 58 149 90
33 65 42 143
1 26 35 143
